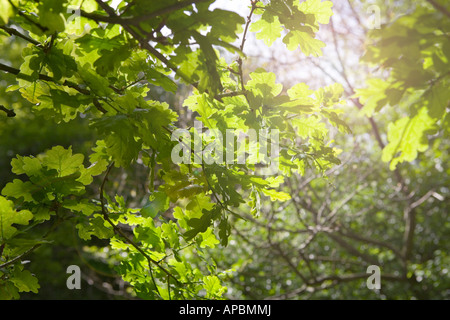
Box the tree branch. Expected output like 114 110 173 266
0 105 16 117
129 0 211 25
94 0 193 86
0 62 112 114
0 62 91 95
85 0 210 25
0 244 41 268
338 227 403 260
7 0 48 32
427 0 450 18
0 25 41 46
268 231 310 285
326 233 379 265
0 212 64 269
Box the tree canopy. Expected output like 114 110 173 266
0 0 448 300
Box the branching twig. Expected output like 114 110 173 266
7 0 48 32
0 244 40 269
0 213 63 269
236 0 259 107
98 162 181 290
0 25 41 46
427 0 450 18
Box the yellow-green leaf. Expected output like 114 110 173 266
382 107 436 170
283 30 325 57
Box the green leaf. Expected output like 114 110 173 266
45 47 78 81
144 67 178 93
427 81 450 119
199 228 220 248
296 0 334 25
247 70 283 99
192 32 223 95
134 224 163 251
94 45 131 77
184 207 220 241
202 275 226 299
77 65 113 97
0 196 33 240
39 9 65 34
161 171 206 202
184 93 218 127
246 69 283 110
0 281 20 300
1 180 36 203
283 30 325 57
38 89 87 122
0 0 13 25
202 9 245 43
19 52 43 83
287 83 315 101
218 217 231 247
77 159 108 185
62 199 98 216
32 206 52 221
92 115 142 167
76 215 114 240
161 221 180 248
291 116 327 139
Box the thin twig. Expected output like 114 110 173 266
99 162 180 289
427 0 450 18
0 25 41 46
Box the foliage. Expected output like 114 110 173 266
0 0 348 299
354 1 450 170
0 0 448 300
